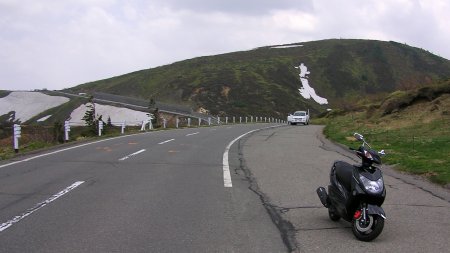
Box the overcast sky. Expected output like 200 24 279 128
1 0 449 91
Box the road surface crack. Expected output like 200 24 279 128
264 132 276 141
263 203 323 213
236 138 299 253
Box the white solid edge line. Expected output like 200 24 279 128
0 181 85 232
118 149 146 161
0 132 151 169
158 139 175 145
223 124 283 188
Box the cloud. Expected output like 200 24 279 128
151 0 314 14
1 0 449 91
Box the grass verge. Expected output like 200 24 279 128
323 113 450 186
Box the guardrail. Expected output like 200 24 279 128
2 91 287 156
0 116 285 156
52 91 199 119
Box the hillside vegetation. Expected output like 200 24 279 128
66 39 450 117
321 79 450 186
0 90 11 99
2 39 450 182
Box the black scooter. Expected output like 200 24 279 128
317 133 386 241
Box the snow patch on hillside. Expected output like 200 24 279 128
295 63 328 105
0 92 69 122
69 103 149 126
271 45 303 49
1 92 171 126
37 115 52 122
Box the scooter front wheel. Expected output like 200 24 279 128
352 214 384 241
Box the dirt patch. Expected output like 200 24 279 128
377 93 450 130
221 86 231 99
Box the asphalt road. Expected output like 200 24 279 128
1 124 449 253
241 125 450 253
0 124 286 253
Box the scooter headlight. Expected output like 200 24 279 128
359 175 384 194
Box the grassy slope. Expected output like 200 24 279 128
322 80 450 185
65 39 450 117
0 90 12 99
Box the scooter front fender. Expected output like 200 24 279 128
367 204 386 219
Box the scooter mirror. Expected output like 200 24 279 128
354 133 364 141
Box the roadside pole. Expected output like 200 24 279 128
98 121 103 136
13 124 21 153
64 121 70 141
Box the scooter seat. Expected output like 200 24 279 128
334 161 354 191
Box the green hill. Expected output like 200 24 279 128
322 79 450 185
66 39 450 117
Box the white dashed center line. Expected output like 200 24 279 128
158 139 175 145
119 149 146 161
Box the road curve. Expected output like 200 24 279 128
2 124 449 253
0 124 287 253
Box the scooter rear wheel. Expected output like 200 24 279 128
352 214 384 241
